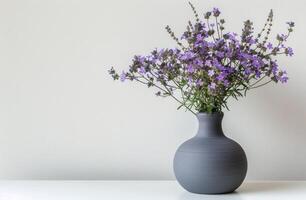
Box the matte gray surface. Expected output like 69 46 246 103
173 113 247 194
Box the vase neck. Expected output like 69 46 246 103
196 112 224 137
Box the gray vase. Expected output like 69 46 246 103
173 112 247 194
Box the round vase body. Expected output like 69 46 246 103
173 113 247 194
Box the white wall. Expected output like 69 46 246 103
0 0 305 180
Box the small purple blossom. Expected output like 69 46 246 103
181 32 188 40
216 72 227 81
206 42 215 48
196 34 204 42
205 60 212 66
212 59 224 70
196 79 204 86
223 79 230 87
208 69 215 77
286 21 295 27
212 8 221 17
157 48 165 57
248 38 256 45
216 51 224 58
187 64 195 73
271 61 278 75
226 32 238 42
136 55 145 64
277 71 288 83
255 71 262 78
139 66 146 74
286 47 294 56
120 71 127 82
244 68 252 76
225 50 233 58
252 58 262 69
193 58 203 66
180 51 195 61
209 82 216 90
147 55 158 64
267 42 273 49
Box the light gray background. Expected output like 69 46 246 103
0 0 305 180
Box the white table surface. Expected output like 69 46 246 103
0 181 305 200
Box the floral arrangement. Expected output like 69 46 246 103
109 3 294 115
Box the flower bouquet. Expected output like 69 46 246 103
109 3 294 115
108 2 294 194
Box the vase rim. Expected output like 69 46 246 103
197 112 224 116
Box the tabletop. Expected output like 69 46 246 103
0 181 305 200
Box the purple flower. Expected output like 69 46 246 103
196 79 204 86
209 82 216 90
196 34 204 42
135 55 146 65
193 58 203 66
280 76 288 83
216 51 224 58
181 32 189 40
267 42 273 50
271 61 279 75
244 68 252 75
205 60 212 66
213 8 221 17
172 48 180 54
286 47 294 56
213 59 224 70
225 50 233 58
187 64 195 73
255 71 262 78
277 71 288 83
223 79 230 87
208 69 215 77
252 59 262 68
120 71 127 82
216 72 227 81
241 60 249 67
286 21 295 27
226 32 238 42
180 51 195 61
157 48 165 57
238 52 252 60
138 66 146 74
147 55 156 64
248 37 256 45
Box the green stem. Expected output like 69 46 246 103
249 80 272 89
215 17 221 39
135 75 196 115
